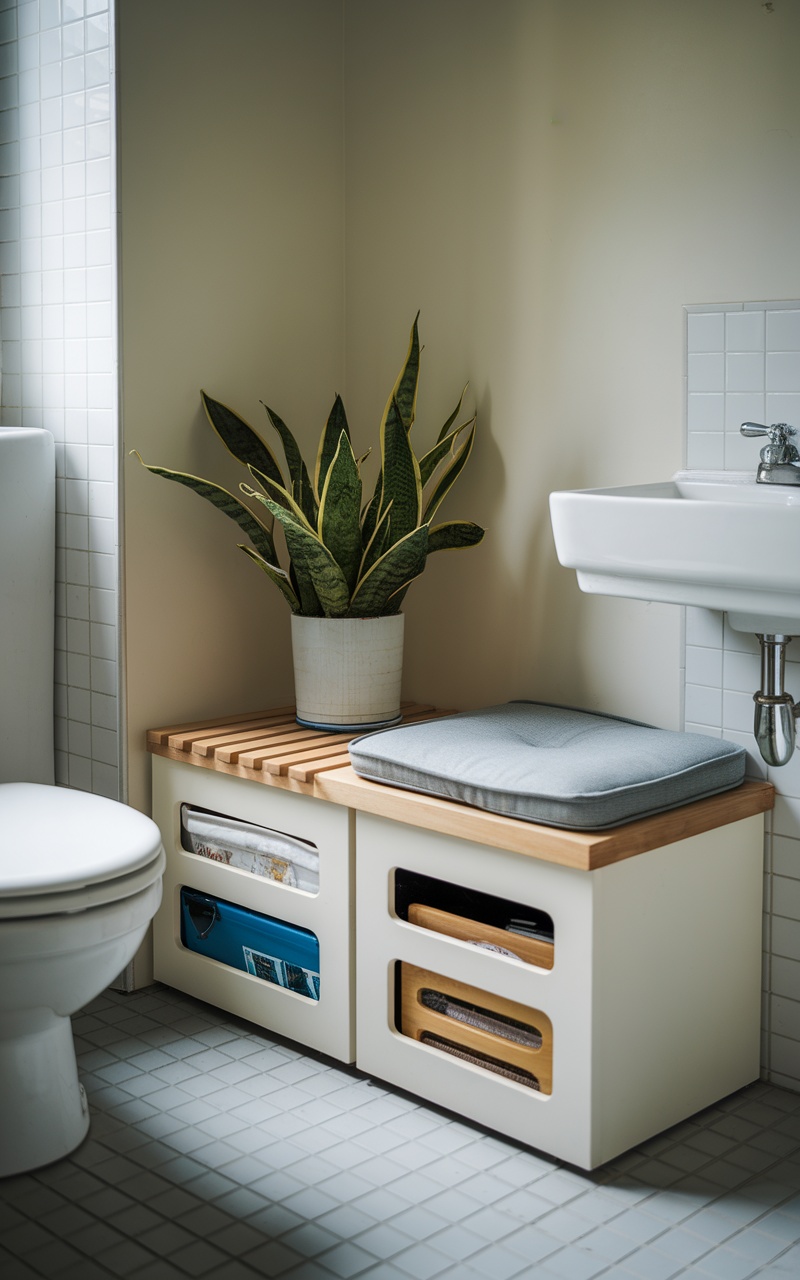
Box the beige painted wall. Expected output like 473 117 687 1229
121 0 800 814
119 0 345 812
344 0 800 722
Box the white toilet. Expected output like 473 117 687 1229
0 428 165 1177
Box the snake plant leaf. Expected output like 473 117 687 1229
348 524 428 617
288 559 322 619
130 452 278 564
436 384 468 443
422 420 477 525
418 415 474 488
314 394 350 501
359 499 393 581
243 471 309 528
318 431 363 594
245 464 293 516
427 519 485 554
243 477 323 615
262 403 318 528
201 391 285 489
380 396 422 542
381 312 420 434
247 486 351 618
360 469 383 545
238 545 300 612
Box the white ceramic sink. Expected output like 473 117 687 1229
549 470 800 635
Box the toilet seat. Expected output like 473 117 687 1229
0 783 165 920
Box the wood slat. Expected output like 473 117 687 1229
239 731 355 771
214 726 327 764
288 752 354 783
168 710 296 753
146 705 296 749
264 740 359 776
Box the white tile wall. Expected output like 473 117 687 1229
0 0 118 799
685 301 800 1091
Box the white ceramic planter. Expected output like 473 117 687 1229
291 614 404 731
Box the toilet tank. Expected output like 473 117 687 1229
0 428 56 784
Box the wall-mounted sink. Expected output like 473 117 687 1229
549 470 800 636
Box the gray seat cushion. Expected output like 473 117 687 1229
348 701 747 829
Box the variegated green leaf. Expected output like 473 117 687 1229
348 524 428 617
289 559 322 619
383 569 426 613
380 313 420 434
359 499 393 581
131 452 277 563
427 520 485 554
246 464 292 516
314 395 350 501
418 415 474 488
243 471 309 529
422 421 477 524
318 431 362 593
436 384 468 443
238 545 300 611
380 396 421 542
249 487 351 618
360 469 383 543
201 391 285 488
262 403 318 528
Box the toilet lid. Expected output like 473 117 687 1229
0 783 164 899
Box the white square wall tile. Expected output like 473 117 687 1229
686 646 723 687
765 393 800 426
684 683 722 727
687 352 724 392
727 352 764 393
766 309 800 351
687 394 724 430
767 352 800 393
726 310 765 352
685 608 724 648
687 312 725 353
90 656 116 696
686 432 724 469
722 688 757 734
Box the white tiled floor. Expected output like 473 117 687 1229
3 986 800 1279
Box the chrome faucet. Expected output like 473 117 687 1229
740 422 800 485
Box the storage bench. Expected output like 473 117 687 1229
148 705 773 1168
317 764 774 1169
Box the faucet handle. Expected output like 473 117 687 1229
740 422 799 464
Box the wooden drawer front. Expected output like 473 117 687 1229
400 963 553 1095
407 903 554 970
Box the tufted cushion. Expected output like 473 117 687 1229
348 701 747 829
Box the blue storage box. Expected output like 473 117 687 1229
180 888 320 1000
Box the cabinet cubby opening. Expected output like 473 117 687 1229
180 802 320 894
395 961 553 1095
179 887 321 1000
393 867 554 969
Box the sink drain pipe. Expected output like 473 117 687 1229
754 635 798 766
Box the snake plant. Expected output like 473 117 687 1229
133 316 484 617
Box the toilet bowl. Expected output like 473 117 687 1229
0 428 166 1176
0 783 165 1177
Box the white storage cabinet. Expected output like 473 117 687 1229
151 755 355 1063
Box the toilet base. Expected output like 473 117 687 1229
0 1008 89 1178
